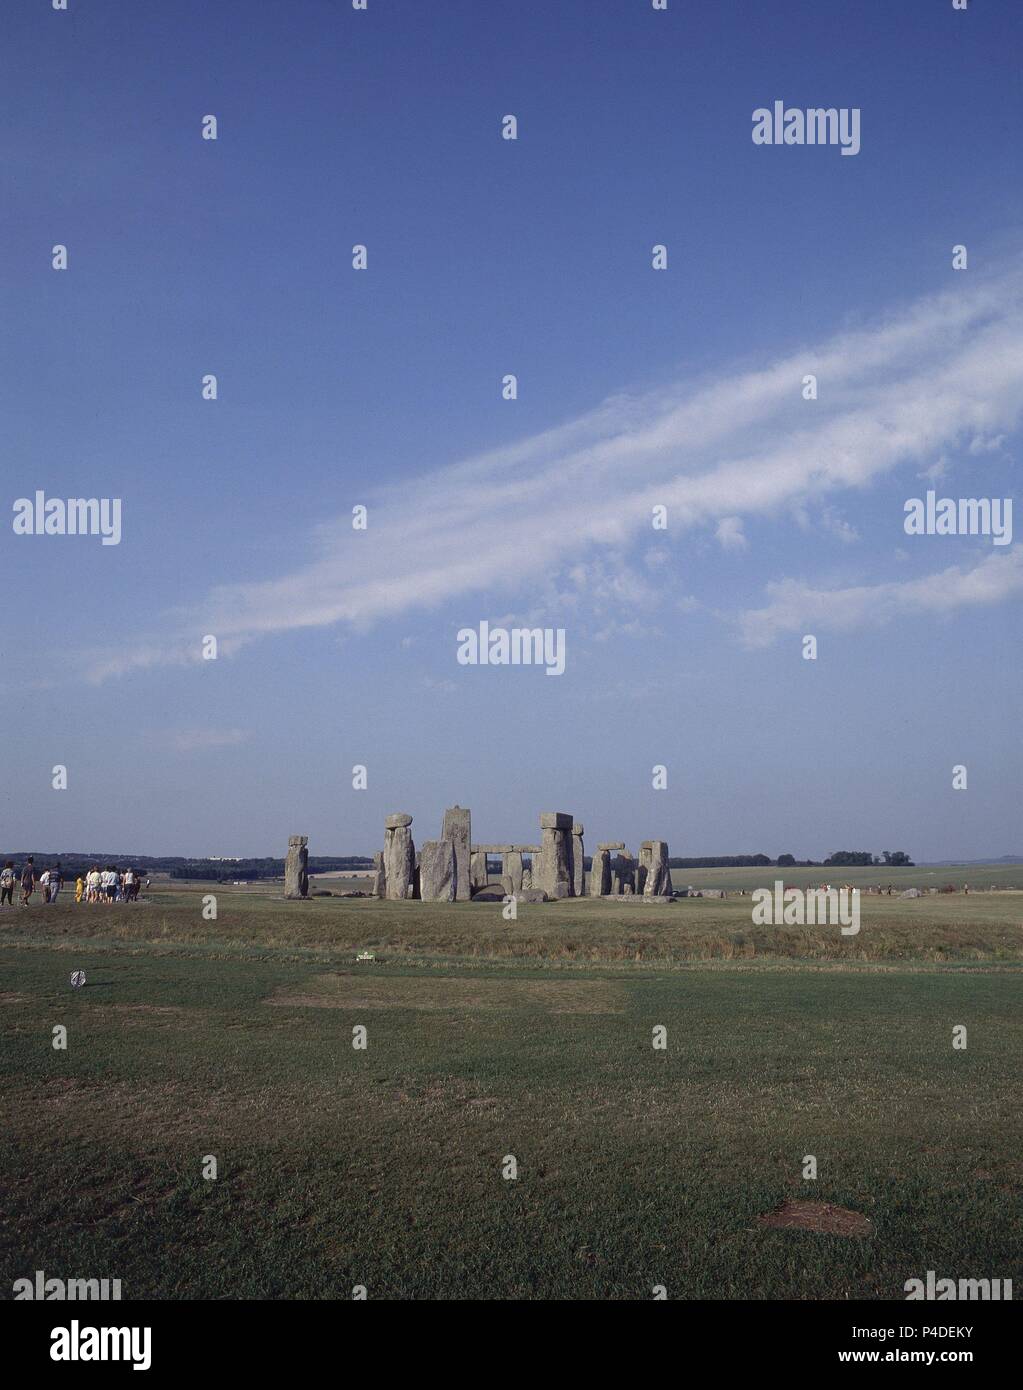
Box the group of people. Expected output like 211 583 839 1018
0 858 147 906
79 865 145 903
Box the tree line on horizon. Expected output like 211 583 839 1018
3 849 914 882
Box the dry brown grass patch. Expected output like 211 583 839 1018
757 1199 872 1236
269 972 625 1014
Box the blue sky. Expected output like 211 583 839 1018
3 0 1021 861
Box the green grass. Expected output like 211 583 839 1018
1 889 1020 1299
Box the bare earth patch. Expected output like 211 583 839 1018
269 972 624 1014
0 992 27 1004
757 1200 872 1236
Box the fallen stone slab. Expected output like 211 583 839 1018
600 894 675 904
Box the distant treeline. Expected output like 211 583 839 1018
1 853 374 883
7 849 913 879
667 851 914 869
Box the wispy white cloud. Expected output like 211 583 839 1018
716 516 748 551
85 264 1023 680
737 548 1023 648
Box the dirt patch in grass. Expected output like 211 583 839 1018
0 992 27 1004
269 972 625 1014
757 1199 872 1236
101 1004 187 1016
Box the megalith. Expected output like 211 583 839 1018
372 851 385 899
285 835 309 899
383 813 415 900
638 843 653 895
571 824 585 897
644 840 672 896
538 812 573 898
420 839 457 902
470 847 489 894
614 850 636 895
505 849 524 894
442 806 471 901
589 848 612 896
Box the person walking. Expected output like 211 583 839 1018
48 863 63 903
20 858 36 906
0 861 15 907
75 874 84 904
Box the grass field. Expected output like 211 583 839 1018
2 878 1021 1300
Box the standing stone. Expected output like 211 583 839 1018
529 849 543 891
614 851 635 895
420 839 456 902
372 851 385 899
538 812 573 899
442 806 471 901
638 843 653 896
588 848 612 896
285 836 309 899
521 866 533 892
383 813 415 900
644 840 672 896
571 824 585 897
470 847 489 894
505 850 524 894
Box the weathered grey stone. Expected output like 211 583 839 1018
596 842 625 852
643 841 672 896
900 888 923 899
285 835 309 899
589 848 612 896
637 844 652 895
372 851 385 899
571 826 585 897
505 850 524 894
538 813 573 898
470 847 489 893
442 807 471 900
383 818 415 899
521 867 533 891
604 893 674 904
385 812 413 829
529 848 543 890
614 852 635 895
511 889 546 904
420 838 457 902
